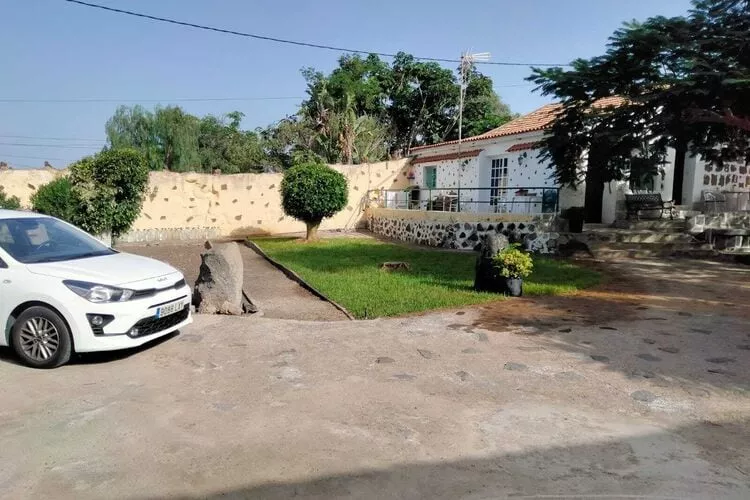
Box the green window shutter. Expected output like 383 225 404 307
425 166 437 189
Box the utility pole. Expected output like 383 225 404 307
456 51 490 212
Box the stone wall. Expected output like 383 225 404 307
0 160 411 241
367 208 559 253
687 212 750 233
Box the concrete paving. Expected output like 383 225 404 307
0 256 749 499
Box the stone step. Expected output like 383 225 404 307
589 241 715 260
581 228 694 244
611 219 688 231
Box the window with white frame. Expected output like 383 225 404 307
490 157 509 207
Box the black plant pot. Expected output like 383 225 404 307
502 278 523 297
567 218 584 233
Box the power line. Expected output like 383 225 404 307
0 153 73 161
0 96 304 103
0 134 106 143
0 142 101 149
63 0 571 68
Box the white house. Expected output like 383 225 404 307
406 101 750 223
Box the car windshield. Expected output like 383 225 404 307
0 217 115 264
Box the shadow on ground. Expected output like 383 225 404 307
474 257 750 392
144 418 749 499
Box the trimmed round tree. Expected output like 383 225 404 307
280 162 348 240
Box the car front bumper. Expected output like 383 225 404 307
68 284 194 352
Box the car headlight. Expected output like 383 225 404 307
63 280 134 303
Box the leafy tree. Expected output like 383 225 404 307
529 0 750 219
30 177 76 222
0 186 21 210
280 162 348 240
69 149 149 237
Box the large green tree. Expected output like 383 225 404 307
529 0 750 219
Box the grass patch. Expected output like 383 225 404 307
252 237 601 319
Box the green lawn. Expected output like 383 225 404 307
252 237 601 319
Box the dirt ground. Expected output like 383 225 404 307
117 240 348 321
0 256 749 499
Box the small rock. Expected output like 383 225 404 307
379 261 410 272
636 353 662 362
736 344 750 350
658 347 680 354
691 328 711 335
677 311 693 317
599 326 618 331
555 371 584 381
636 306 649 310
590 355 610 362
686 387 711 398
580 340 592 345
558 328 572 333
455 370 470 381
504 362 528 371
473 332 489 342
643 339 656 344
456 311 466 316
706 357 735 364
631 369 656 379
708 368 736 376
375 357 395 364
645 317 668 321
393 373 416 381
417 349 434 359
631 390 657 403
461 347 481 354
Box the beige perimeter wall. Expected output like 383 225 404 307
0 160 411 240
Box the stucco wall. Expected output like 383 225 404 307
0 168 66 206
0 160 411 240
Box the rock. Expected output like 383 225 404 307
636 353 662 362
393 373 416 381
555 371 584 381
707 368 736 376
455 370 470 381
558 328 572 333
417 349 434 359
473 332 489 342
737 344 750 350
504 362 528 371
658 346 680 354
590 355 610 362
643 338 656 344
462 347 481 354
691 328 711 334
380 261 410 272
193 241 245 315
473 233 510 292
376 357 395 364
631 369 656 379
631 390 657 403
706 357 735 364
599 326 618 331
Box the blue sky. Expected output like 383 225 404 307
1 0 693 168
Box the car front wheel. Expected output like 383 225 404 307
11 306 73 369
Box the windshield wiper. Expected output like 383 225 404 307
30 251 113 264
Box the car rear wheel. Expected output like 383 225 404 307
11 306 72 369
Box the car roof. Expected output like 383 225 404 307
0 209 49 220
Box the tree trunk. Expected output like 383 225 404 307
305 221 321 241
671 145 687 206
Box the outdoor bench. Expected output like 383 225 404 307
625 193 675 220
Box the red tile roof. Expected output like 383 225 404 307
411 149 483 164
506 141 540 152
411 97 626 152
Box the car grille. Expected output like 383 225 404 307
128 306 190 338
132 278 187 300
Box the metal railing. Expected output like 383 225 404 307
371 187 560 215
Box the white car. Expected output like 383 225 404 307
0 209 192 368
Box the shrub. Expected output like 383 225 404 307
0 186 21 210
280 162 348 240
69 148 149 237
31 177 76 222
493 245 534 279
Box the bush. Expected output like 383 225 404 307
0 186 21 210
280 162 348 240
69 149 149 237
493 245 534 279
31 177 76 222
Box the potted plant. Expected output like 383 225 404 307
492 245 534 297
561 206 586 233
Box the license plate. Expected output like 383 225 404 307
155 300 184 319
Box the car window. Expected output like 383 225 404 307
0 217 114 264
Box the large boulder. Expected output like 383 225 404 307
193 241 245 315
474 233 509 292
